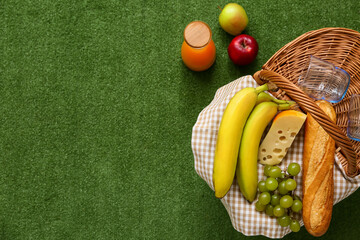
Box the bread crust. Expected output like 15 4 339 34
302 100 335 237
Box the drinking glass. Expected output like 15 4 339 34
298 55 350 103
348 94 360 141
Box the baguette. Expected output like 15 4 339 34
302 100 336 237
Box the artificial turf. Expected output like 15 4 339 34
0 0 360 239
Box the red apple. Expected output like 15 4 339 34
228 34 259 65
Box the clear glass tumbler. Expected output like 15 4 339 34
298 55 350 103
348 94 360 141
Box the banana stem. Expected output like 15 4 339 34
287 101 296 106
255 84 268 94
256 92 289 105
272 98 288 105
277 103 291 110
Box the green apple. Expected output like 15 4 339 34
219 3 248 36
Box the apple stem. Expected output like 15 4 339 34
241 40 247 48
217 6 222 11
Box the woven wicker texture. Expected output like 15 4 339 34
253 28 360 177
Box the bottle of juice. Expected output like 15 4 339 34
181 21 216 72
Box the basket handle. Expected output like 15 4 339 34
254 70 358 177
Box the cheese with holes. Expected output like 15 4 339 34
259 110 307 165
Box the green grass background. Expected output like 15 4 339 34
0 0 359 239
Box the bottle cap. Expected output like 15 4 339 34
184 21 212 48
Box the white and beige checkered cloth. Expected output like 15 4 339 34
191 75 360 238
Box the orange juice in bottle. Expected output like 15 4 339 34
181 21 216 72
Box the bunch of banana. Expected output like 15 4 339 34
213 85 294 200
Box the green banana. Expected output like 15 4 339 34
213 84 268 199
236 101 283 202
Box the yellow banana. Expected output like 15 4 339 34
236 101 279 202
213 84 268 199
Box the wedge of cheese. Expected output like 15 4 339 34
259 110 307 165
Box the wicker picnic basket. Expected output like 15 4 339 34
253 27 360 177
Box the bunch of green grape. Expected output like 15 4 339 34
255 163 302 232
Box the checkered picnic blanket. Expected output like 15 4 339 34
191 75 360 238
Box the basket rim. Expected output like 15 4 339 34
255 27 360 177
263 27 360 72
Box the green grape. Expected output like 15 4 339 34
277 215 291 227
278 180 289 195
258 181 268 192
271 194 281 206
291 200 303 212
269 166 282 178
265 205 274 216
280 195 293 208
264 165 272 176
290 220 301 232
280 172 286 179
285 178 297 191
273 205 285 217
259 192 271 205
255 201 266 212
287 163 301 176
265 177 278 191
